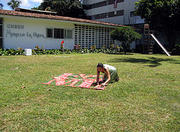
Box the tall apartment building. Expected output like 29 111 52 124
82 0 144 25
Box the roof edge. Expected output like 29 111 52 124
0 9 124 27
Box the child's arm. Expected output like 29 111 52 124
96 70 100 85
102 69 110 86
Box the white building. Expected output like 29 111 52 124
83 0 144 25
0 9 123 49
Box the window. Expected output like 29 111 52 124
130 11 135 17
92 10 124 19
47 28 53 38
54 28 64 39
94 13 107 19
117 10 124 16
65 30 73 39
0 18 2 24
108 11 115 17
85 0 124 9
46 28 72 39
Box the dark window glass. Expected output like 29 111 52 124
117 10 124 16
85 0 124 9
0 25 2 37
130 11 136 17
94 13 107 19
108 0 114 4
0 38 2 49
54 28 64 39
108 11 115 17
0 18 2 24
54 28 60 38
92 10 124 19
60 29 64 38
47 28 53 38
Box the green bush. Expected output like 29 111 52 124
172 44 180 55
111 26 141 54
0 49 24 56
0 48 125 56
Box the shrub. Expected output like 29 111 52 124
172 44 180 55
0 48 126 56
111 26 141 54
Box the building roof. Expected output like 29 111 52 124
0 9 123 27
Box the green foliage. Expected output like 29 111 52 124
135 0 180 50
172 43 180 55
111 26 141 54
111 27 141 43
0 48 125 56
7 0 21 9
0 48 24 56
38 0 87 18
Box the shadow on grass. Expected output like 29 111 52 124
172 61 180 64
109 57 179 67
105 53 134 55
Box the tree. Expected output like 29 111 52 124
0 1 3 9
7 0 21 10
111 27 141 54
31 7 39 10
135 0 180 50
38 0 87 18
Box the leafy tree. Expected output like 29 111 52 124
31 7 39 10
7 0 21 10
111 27 141 54
38 0 87 18
135 0 180 50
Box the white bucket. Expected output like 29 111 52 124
25 49 32 56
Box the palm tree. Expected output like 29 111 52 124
7 0 21 10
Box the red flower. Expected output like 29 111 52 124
61 40 64 45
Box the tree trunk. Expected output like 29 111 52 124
122 43 127 54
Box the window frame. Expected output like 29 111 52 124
65 29 73 39
54 28 64 39
46 28 73 39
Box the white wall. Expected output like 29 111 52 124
3 16 75 49
86 2 126 16
84 0 144 25
97 16 124 25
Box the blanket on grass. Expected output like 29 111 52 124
43 73 106 90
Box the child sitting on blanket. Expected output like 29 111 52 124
95 63 119 87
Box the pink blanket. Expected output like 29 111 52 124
43 73 105 90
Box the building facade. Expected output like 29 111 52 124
0 9 122 49
83 0 144 25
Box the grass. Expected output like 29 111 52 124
0 53 180 131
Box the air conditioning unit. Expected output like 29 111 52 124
25 49 32 56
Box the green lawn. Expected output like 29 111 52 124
0 53 180 131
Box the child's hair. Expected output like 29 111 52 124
97 63 103 68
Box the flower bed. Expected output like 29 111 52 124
0 48 123 56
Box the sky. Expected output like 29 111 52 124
1 0 43 10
